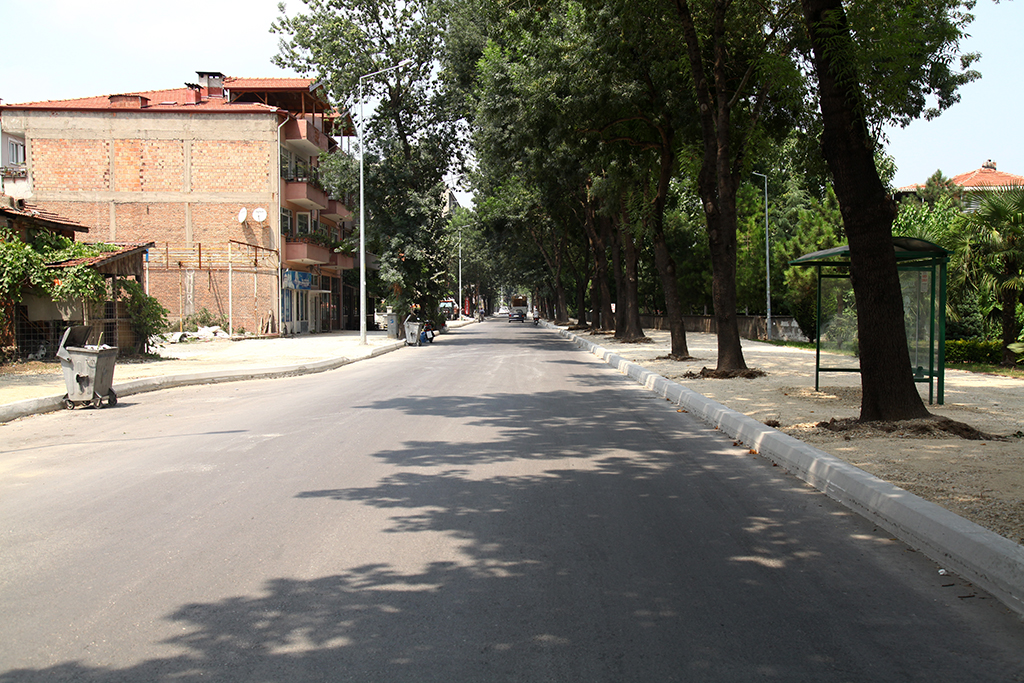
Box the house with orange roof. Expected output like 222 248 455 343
897 160 1024 210
0 71 362 337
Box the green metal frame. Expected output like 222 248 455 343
791 238 949 405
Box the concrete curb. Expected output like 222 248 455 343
0 339 407 425
547 322 1024 618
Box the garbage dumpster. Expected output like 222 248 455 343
404 316 423 346
56 325 118 409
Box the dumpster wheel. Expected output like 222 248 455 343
62 395 74 410
91 396 103 409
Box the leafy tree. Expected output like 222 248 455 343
777 184 845 340
799 0 979 422
956 186 1024 366
919 170 961 207
670 0 808 371
273 0 464 322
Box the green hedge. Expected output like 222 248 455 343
945 339 1005 365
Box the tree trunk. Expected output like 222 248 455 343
614 210 645 340
675 0 746 371
650 124 691 358
584 207 615 331
597 214 616 331
801 0 930 421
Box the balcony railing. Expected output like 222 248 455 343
1 164 27 179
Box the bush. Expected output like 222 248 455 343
116 280 168 355
945 339 1003 365
169 308 228 333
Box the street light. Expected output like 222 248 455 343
358 58 413 344
458 224 463 319
752 171 771 341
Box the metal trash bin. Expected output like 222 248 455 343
404 317 423 346
56 325 118 409
386 313 400 339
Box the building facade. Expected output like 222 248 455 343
0 72 361 336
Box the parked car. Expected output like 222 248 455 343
508 309 526 323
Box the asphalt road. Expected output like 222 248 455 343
2 319 1023 682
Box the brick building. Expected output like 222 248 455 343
0 71 360 336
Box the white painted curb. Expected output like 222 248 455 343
548 323 1024 618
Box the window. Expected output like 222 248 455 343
280 148 293 178
296 212 311 235
8 139 25 165
280 207 293 235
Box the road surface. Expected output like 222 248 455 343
2 319 1023 681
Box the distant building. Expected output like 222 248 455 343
897 160 1024 210
0 72 364 336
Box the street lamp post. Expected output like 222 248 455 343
458 226 462 319
358 59 413 344
752 171 771 341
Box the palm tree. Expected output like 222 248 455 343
956 186 1024 367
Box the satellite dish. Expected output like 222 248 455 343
237 207 247 223
252 207 268 223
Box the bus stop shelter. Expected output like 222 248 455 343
789 237 949 404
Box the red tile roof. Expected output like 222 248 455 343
950 166 1024 189
226 77 317 90
0 199 90 233
899 162 1024 192
4 87 280 113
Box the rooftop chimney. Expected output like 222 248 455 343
196 71 225 99
109 94 149 109
184 83 202 104
983 159 997 170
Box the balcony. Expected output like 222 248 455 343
283 177 329 210
284 238 331 266
321 198 351 221
284 117 329 156
323 251 355 272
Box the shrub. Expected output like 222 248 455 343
115 280 168 355
945 339 1003 364
168 308 228 333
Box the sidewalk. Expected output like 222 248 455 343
0 319 475 423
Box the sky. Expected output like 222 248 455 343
2 0 1022 190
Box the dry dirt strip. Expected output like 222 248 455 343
549 323 1024 619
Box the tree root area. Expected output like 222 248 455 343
612 336 654 344
655 354 696 362
682 367 767 379
816 416 1005 441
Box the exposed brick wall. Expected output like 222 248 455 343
146 267 278 334
190 203 276 250
113 140 185 193
191 140 271 192
32 140 110 192
113 203 186 244
27 201 110 242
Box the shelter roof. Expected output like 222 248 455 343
790 237 949 266
46 242 155 270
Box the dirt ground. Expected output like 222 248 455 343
583 330 1024 546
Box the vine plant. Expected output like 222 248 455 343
1 225 166 355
